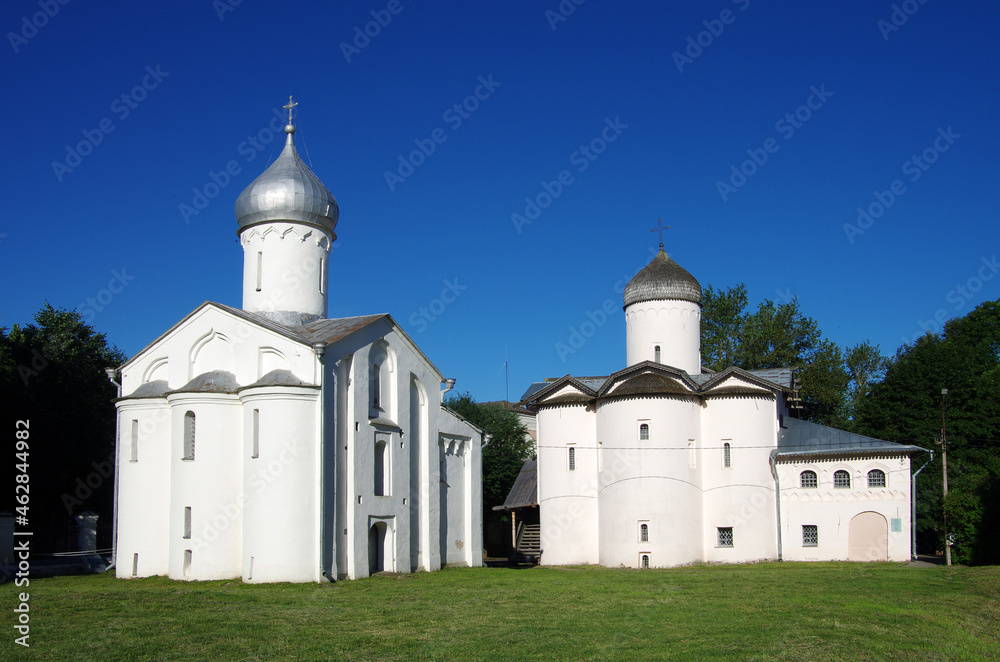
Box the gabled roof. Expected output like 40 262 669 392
598 361 700 399
699 366 787 397
777 418 927 458
493 458 537 510
523 375 600 405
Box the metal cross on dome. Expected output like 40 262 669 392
650 218 671 247
284 95 298 124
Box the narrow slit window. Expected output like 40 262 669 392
251 409 260 459
639 423 649 441
640 523 649 542
255 251 262 292
723 442 731 468
132 553 138 577
183 550 192 577
183 507 191 539
319 257 325 294
654 345 661 363
372 364 381 410
374 440 387 496
568 446 576 471
183 411 196 460
130 419 138 462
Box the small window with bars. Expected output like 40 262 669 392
800 470 817 488
639 423 649 441
867 469 886 488
717 527 734 548
803 525 818 547
723 442 731 468
641 554 650 568
640 523 649 542
834 470 851 489
568 446 576 471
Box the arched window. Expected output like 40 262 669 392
800 470 818 488
568 447 576 471
723 442 731 468
867 469 886 488
654 345 661 363
641 554 650 568
639 424 649 440
374 440 388 495
640 523 649 542
182 411 196 460
834 470 851 489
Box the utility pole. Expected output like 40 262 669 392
940 388 951 566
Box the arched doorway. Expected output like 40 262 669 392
368 521 391 575
848 512 888 561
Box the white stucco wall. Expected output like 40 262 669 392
115 400 171 578
240 223 333 322
778 455 912 562
240 387 320 583
700 395 778 564
624 300 701 372
597 395 702 568
537 403 599 566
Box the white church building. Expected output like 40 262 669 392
517 242 927 568
111 102 484 582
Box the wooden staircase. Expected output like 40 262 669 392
511 521 540 564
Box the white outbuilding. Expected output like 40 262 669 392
518 243 927 567
112 105 483 582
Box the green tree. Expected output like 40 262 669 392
854 301 1000 564
444 392 533 516
700 283 848 425
1 304 126 552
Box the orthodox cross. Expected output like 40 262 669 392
650 218 670 247
284 95 298 124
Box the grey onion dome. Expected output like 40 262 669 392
235 124 339 234
623 245 702 307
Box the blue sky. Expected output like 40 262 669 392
2 0 997 402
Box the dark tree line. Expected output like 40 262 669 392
1 304 126 553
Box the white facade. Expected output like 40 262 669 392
113 112 482 582
524 248 923 568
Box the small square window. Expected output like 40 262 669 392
803 525 818 547
718 527 733 548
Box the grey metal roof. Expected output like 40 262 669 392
777 417 927 457
294 314 389 346
168 370 240 395
623 247 702 307
746 367 795 389
495 459 537 510
237 369 317 392
235 126 339 235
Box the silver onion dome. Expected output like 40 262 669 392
235 123 339 234
623 245 702 307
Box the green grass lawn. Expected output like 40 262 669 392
3 562 998 661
